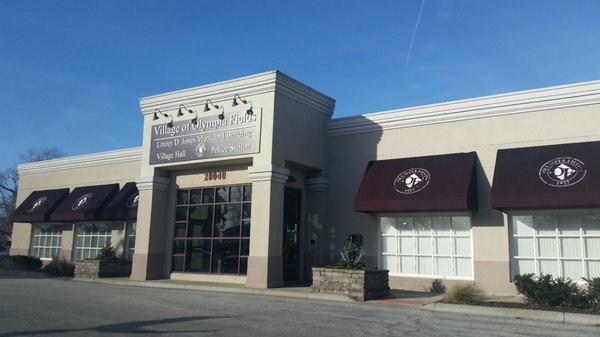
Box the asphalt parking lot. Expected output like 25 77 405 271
1 273 599 337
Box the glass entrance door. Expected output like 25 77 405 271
283 187 301 282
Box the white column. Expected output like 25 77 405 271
245 165 289 288
130 175 170 280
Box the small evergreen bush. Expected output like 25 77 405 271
43 257 75 276
430 279 446 293
441 284 487 304
515 274 579 307
0 255 43 270
94 245 119 261
515 273 600 310
583 277 600 311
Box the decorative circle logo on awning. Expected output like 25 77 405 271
72 193 93 211
126 192 139 208
27 196 47 213
394 168 431 194
539 157 587 187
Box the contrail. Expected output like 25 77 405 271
405 0 426 67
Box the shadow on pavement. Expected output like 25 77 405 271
0 270 51 279
0 316 232 336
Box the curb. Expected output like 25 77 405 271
72 277 355 303
422 302 600 325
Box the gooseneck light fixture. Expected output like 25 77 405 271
153 108 168 121
232 94 254 115
177 104 199 125
177 104 194 117
153 108 173 128
204 99 225 120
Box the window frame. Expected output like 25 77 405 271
509 208 600 281
377 212 474 280
124 221 136 260
172 184 252 275
73 222 113 261
30 223 63 260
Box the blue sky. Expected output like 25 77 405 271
1 1 600 170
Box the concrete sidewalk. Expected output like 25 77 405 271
72 276 600 326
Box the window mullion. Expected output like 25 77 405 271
430 220 435 276
556 225 562 278
580 225 586 279
532 222 539 276
412 218 417 275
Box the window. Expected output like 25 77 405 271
31 224 62 259
380 215 472 279
511 212 600 280
172 185 251 274
125 221 136 260
74 223 112 260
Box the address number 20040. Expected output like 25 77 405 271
204 172 227 181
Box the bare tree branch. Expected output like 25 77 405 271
0 148 64 242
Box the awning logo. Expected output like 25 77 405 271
27 196 47 213
126 192 139 208
394 168 431 194
539 157 586 187
72 193 93 211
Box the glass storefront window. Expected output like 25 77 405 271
511 212 600 280
380 215 473 279
74 223 112 260
125 222 136 260
172 184 251 275
30 223 63 259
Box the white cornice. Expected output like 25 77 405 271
138 70 335 117
305 177 330 192
248 165 290 184
136 176 170 192
18 147 142 175
327 80 600 137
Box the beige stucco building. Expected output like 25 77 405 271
10 71 600 295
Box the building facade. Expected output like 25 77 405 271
10 71 600 295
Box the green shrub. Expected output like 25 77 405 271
514 273 596 309
0 255 42 271
0 256 16 269
43 257 75 276
441 284 487 304
94 245 119 261
583 277 600 310
430 279 446 293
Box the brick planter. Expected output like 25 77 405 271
74 260 132 278
311 267 389 301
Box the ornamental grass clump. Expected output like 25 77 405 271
441 284 488 305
